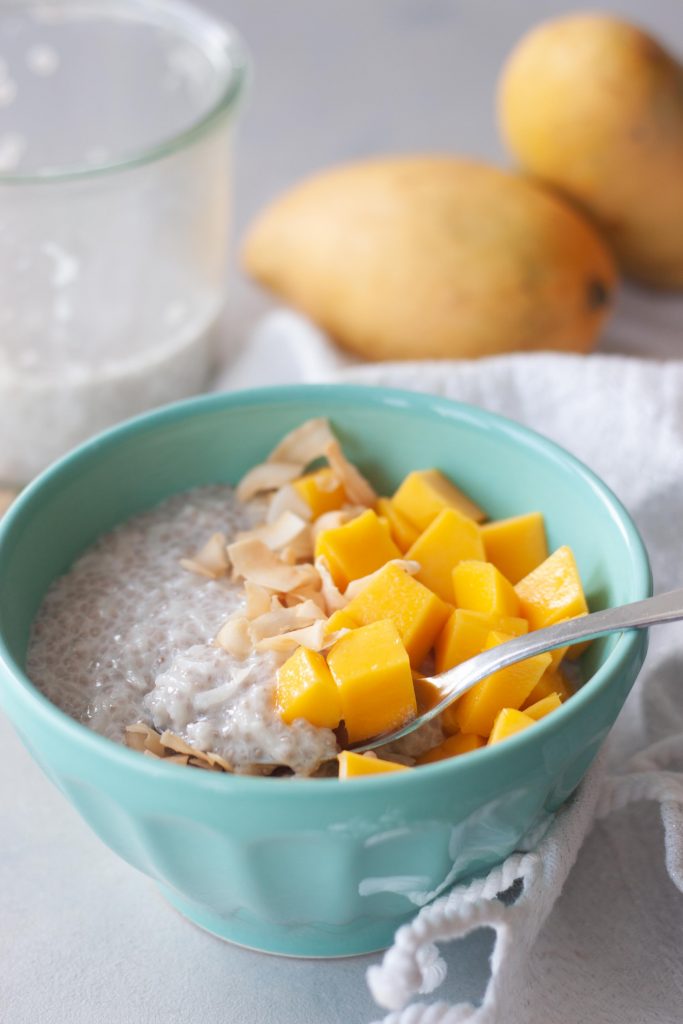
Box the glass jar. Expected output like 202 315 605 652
0 0 247 483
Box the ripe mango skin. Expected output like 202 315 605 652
242 157 616 361
499 14 683 289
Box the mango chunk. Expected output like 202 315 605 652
435 608 528 675
327 619 417 742
315 509 402 590
416 732 485 765
515 545 588 631
452 560 521 618
375 497 420 552
338 750 410 778
325 608 359 633
524 692 562 721
481 511 548 585
523 668 574 707
343 562 452 667
447 629 551 737
293 467 346 518
488 707 536 745
392 468 485 532
407 508 485 601
275 646 342 728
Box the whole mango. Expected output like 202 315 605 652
499 13 683 289
242 157 616 361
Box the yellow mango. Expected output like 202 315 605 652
481 511 548 584
499 14 683 288
523 668 574 707
293 467 346 518
393 468 484 530
524 692 562 721
275 646 342 729
338 750 410 778
448 629 551 737
407 509 485 602
325 608 359 633
343 562 451 668
315 508 401 590
242 157 616 359
416 733 485 765
452 560 521 618
435 608 528 675
375 497 420 552
515 545 588 630
488 707 536 745
327 619 416 743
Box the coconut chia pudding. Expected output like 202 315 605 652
26 484 347 776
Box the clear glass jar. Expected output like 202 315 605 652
0 0 247 484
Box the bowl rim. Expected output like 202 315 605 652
0 383 653 793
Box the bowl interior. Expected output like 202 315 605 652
0 384 650 708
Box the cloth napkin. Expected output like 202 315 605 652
219 310 683 1023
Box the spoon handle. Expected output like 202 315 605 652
348 586 676 753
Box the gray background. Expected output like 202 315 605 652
3 3 683 1023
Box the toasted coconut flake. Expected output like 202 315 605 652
266 417 336 467
227 538 319 593
283 585 327 611
180 532 229 579
206 751 234 772
124 723 166 757
314 555 348 612
236 461 301 502
0 489 16 518
143 749 161 760
215 616 252 659
244 581 273 619
256 620 347 653
266 483 312 523
160 731 201 757
166 754 190 765
324 439 377 507
188 757 212 770
236 511 311 558
248 600 325 642
311 506 366 542
344 560 421 599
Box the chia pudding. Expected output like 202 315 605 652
26 485 340 776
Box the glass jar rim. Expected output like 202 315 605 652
0 0 248 186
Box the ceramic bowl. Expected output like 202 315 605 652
0 385 651 956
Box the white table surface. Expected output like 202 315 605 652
2 2 683 1022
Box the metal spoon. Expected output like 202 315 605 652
347 587 681 753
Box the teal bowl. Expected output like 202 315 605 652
0 385 651 957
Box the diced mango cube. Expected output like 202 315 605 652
325 608 359 633
515 546 588 631
435 608 528 675
481 512 548 585
338 750 411 778
523 668 574 708
293 467 346 518
452 560 521 618
524 692 562 721
315 509 402 590
447 629 551 737
275 646 342 729
416 733 485 765
392 469 485 532
327 619 417 743
343 563 452 667
488 708 536 745
407 509 485 602
375 497 420 552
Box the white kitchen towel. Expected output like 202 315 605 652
219 310 683 1023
